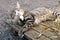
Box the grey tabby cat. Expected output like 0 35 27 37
9 2 35 38
8 2 56 38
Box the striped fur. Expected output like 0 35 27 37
30 7 56 25
9 7 57 37
23 11 35 27
10 10 35 34
10 7 56 30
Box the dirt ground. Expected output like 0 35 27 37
0 0 60 40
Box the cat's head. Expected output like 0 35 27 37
15 1 24 21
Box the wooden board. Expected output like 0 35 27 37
24 21 59 40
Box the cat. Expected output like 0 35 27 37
7 1 57 38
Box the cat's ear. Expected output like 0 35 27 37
16 1 21 10
15 1 24 16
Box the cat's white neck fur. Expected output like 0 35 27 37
15 9 24 20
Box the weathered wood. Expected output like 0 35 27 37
24 21 59 40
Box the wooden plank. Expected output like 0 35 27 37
24 21 59 40
25 29 52 40
38 35 51 40
25 29 40 40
